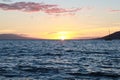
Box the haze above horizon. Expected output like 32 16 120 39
0 0 120 39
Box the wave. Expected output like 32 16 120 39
42 53 62 56
67 72 120 78
17 65 60 74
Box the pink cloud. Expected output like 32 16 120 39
0 2 57 12
45 7 81 13
0 2 81 15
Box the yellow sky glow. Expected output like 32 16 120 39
0 7 120 39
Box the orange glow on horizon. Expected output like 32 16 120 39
57 31 74 40
37 31 76 40
8 27 119 40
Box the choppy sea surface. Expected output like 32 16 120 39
0 40 120 80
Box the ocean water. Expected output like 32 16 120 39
0 40 120 80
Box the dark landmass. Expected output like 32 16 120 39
0 34 39 40
99 31 120 40
0 31 120 40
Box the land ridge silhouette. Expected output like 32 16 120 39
0 31 120 40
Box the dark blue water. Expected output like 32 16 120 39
0 40 120 80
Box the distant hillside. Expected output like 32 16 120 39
0 34 38 40
100 31 120 40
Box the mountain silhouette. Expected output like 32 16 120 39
101 31 120 40
0 34 38 40
1 31 120 40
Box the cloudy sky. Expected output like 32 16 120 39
0 0 120 39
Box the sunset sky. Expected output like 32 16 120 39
0 0 120 39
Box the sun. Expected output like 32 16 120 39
58 31 68 40
54 31 74 40
60 36 65 40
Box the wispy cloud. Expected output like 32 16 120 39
109 9 120 12
45 8 81 14
0 2 81 15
